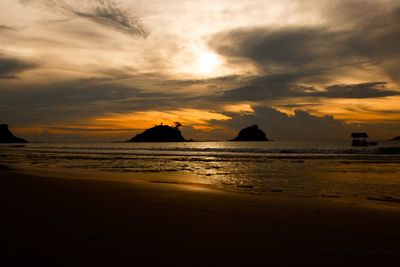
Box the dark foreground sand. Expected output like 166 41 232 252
1 167 399 266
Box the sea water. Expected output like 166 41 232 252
1 141 400 199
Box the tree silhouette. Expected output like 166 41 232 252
173 122 182 129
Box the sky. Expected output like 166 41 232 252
1 0 400 142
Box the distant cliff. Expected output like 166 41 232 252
231 125 269 141
0 124 28 143
127 124 187 142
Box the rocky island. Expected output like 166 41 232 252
127 123 187 142
0 124 28 143
231 125 270 141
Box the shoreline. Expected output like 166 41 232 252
1 165 399 265
5 163 400 208
2 142 400 203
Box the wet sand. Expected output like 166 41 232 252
1 167 399 266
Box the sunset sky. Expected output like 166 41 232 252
1 0 400 141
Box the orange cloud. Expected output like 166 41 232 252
223 103 254 114
13 109 231 140
95 109 231 129
276 96 400 123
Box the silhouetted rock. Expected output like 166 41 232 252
231 125 269 141
0 124 28 143
128 125 186 142
392 136 400 141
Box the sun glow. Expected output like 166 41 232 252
195 52 220 75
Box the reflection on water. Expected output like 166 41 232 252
1 141 400 199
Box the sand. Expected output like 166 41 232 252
1 166 399 266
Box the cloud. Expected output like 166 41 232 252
20 0 148 37
210 23 400 73
209 4 400 92
219 73 399 102
1 72 399 141
210 27 344 69
210 4 400 70
0 75 206 126
0 25 17 31
164 105 361 142
219 72 312 102
0 54 37 79
208 4 400 103
3 0 400 141
306 82 398 99
209 106 350 141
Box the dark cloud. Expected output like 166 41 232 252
157 75 248 95
220 72 399 102
20 0 148 37
210 5 400 71
308 82 398 99
0 55 37 79
0 25 17 31
209 5 400 103
0 77 202 125
219 72 310 101
161 75 245 87
1 72 399 141
209 106 350 141
3 70 395 129
210 27 346 69
275 103 321 109
209 4 400 104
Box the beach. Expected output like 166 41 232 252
1 165 399 266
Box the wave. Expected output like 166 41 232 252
3 144 400 155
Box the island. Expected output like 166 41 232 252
0 124 28 143
391 136 400 141
127 123 187 142
231 125 270 141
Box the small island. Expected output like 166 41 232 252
391 136 400 141
231 125 270 141
127 123 187 142
0 124 28 143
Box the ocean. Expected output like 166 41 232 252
1 141 400 200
